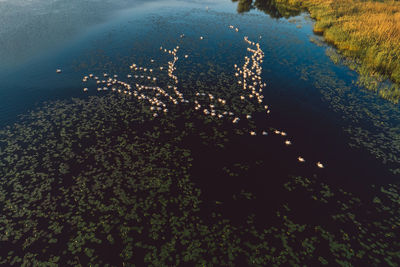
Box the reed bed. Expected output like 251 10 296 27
280 0 400 102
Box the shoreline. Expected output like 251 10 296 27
288 0 400 103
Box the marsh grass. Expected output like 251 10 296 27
284 0 400 101
236 0 400 102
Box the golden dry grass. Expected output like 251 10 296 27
279 0 400 102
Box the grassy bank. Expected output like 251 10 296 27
235 0 400 103
279 0 400 102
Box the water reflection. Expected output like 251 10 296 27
0 0 155 71
232 0 302 18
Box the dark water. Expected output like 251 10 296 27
1 0 399 182
0 1 399 181
1 0 400 265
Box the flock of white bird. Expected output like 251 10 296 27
72 24 325 169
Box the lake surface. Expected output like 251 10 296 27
1 0 400 264
1 0 399 180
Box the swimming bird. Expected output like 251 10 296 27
56 69 62 73
297 157 305 162
285 140 291 145
317 162 324 168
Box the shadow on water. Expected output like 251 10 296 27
232 0 303 18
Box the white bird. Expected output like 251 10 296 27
297 157 305 162
317 162 324 168
56 69 62 73
285 140 292 145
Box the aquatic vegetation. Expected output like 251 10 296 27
1 18 399 266
1 94 399 265
297 55 400 175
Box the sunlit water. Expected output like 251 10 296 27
0 0 399 187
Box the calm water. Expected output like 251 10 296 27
0 0 399 184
